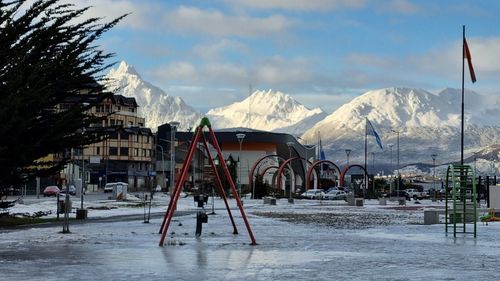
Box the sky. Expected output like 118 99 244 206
61 1 500 113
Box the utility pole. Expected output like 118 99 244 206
236 133 246 199
431 154 437 201
392 130 400 196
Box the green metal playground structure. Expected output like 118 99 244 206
445 164 477 237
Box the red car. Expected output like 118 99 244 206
43 186 60 197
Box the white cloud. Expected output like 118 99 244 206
413 37 500 79
151 61 198 82
381 0 420 14
61 0 159 29
165 6 294 37
252 56 312 84
192 39 250 61
345 53 395 68
223 0 366 11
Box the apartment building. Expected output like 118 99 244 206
70 94 155 191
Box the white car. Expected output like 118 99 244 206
104 182 128 193
300 189 325 199
323 190 341 200
331 191 349 200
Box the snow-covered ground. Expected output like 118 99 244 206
1 194 499 280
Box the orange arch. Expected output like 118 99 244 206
339 164 367 186
305 160 341 191
249 154 286 190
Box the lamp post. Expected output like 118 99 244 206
62 148 73 233
156 145 165 190
372 152 376 195
345 149 351 166
169 121 179 196
236 133 246 198
431 154 437 201
80 147 85 210
286 142 294 199
344 148 351 193
392 129 400 196
388 144 393 192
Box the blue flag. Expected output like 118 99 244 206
319 138 326 160
366 118 383 150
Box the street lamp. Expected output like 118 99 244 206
169 121 179 195
286 142 294 199
345 149 351 166
431 154 437 201
392 129 400 196
388 144 393 192
236 133 246 198
372 152 376 193
156 145 165 190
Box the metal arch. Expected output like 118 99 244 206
259 165 280 188
275 156 314 191
305 160 341 191
248 154 286 191
339 164 367 187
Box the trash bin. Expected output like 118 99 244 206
58 199 72 214
378 197 387 205
76 208 88 220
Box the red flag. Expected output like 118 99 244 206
463 38 477 83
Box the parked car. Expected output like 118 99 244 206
405 188 428 200
323 190 341 200
385 190 410 200
60 185 76 195
331 190 349 200
300 189 325 199
43 186 60 197
104 182 128 193
325 187 339 193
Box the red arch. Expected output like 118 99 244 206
305 160 341 191
260 165 280 187
275 157 299 191
339 164 367 186
248 154 286 190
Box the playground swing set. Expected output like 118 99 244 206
158 117 257 247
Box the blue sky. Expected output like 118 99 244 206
71 0 500 113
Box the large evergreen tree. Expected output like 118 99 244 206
0 0 125 189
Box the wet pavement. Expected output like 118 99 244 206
1 200 500 280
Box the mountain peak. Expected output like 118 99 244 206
112 60 141 77
105 62 202 131
207 89 324 133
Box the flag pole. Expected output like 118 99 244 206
364 118 368 199
461 25 465 165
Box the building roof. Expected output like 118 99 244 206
112 95 138 108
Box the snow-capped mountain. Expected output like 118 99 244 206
105 61 203 131
302 87 500 165
206 89 326 133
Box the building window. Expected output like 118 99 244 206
119 131 128 140
138 122 143 127
135 148 139 156
117 106 121 111
109 147 118 155
110 119 115 126
110 132 118 139
105 105 111 113
142 149 147 157
96 147 100 155
117 120 123 126
146 136 149 143
120 147 129 156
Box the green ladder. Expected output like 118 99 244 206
445 164 477 237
